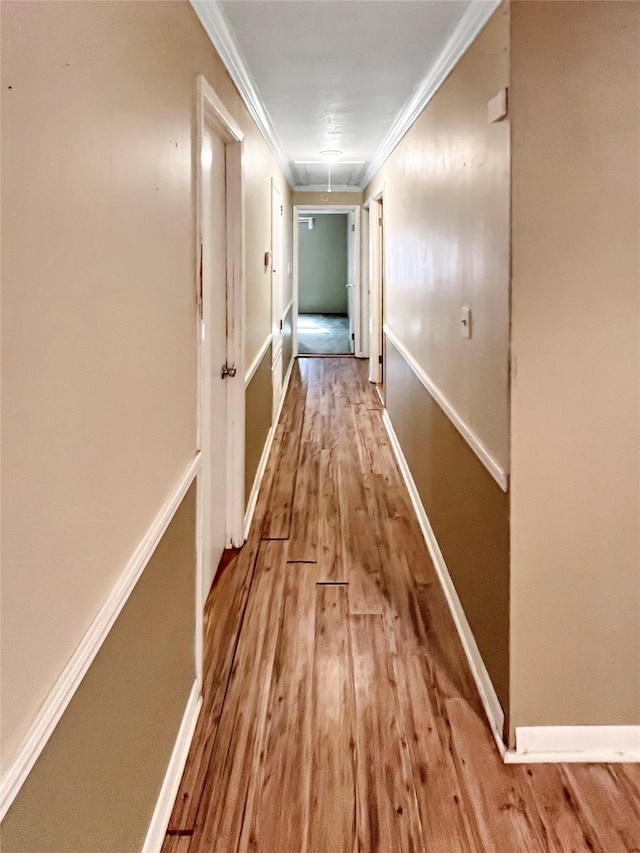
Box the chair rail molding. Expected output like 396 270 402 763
384 326 508 491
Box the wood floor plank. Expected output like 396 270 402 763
381 550 431 657
619 763 640 801
189 541 287 852
337 447 386 614
287 362 321 562
447 698 548 853
162 834 193 853
415 581 482 713
167 532 262 831
287 437 320 562
350 614 424 853
522 764 605 852
317 448 345 581
239 564 319 853
393 652 476 852
307 585 358 853
562 764 640 852
262 364 306 538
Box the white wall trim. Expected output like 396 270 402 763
505 726 640 765
360 0 501 188
0 454 202 821
382 410 507 754
245 334 272 388
384 325 508 491
243 354 295 540
142 680 203 852
271 341 284 373
189 1 295 188
368 195 384 383
282 298 294 323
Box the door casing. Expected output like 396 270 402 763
365 187 384 384
195 75 245 676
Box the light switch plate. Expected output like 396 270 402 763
488 88 508 123
460 306 472 339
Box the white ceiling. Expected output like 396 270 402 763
192 1 499 190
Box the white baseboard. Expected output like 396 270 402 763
505 726 640 764
382 410 507 756
142 679 203 852
243 353 295 540
0 454 202 821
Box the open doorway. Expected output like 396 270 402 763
293 205 362 358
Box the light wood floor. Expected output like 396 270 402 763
163 357 640 853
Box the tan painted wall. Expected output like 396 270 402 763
364 5 510 470
386 338 510 714
509 1 640 730
245 345 273 508
1 0 290 776
2 483 197 852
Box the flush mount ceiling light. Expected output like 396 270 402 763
318 150 343 192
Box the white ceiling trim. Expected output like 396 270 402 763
190 0 296 188
360 0 501 189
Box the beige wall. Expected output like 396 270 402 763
364 5 510 470
363 6 511 718
509 1 640 731
1 0 290 787
2 483 197 852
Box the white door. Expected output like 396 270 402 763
347 211 356 354
368 198 383 383
271 182 284 419
200 126 228 599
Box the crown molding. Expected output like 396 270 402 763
190 0 296 188
360 0 501 189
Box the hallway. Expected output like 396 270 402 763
163 358 640 853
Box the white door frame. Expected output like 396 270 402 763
271 180 285 421
364 186 384 383
195 75 245 673
293 204 363 357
